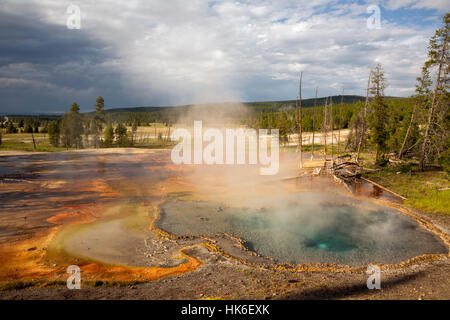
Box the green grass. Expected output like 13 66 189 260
132 138 176 149
0 133 70 152
281 143 348 157
0 132 174 152
363 167 450 215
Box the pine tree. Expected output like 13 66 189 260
6 122 17 133
93 96 106 148
84 120 91 148
131 120 138 145
70 102 84 148
61 102 84 148
103 124 114 147
61 113 71 148
368 63 388 162
278 110 289 145
24 123 33 133
48 121 60 147
115 123 129 147
419 13 449 171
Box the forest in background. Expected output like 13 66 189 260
0 14 448 175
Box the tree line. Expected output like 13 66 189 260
46 97 138 149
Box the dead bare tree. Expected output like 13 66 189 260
338 86 344 155
31 130 37 151
330 96 334 162
296 96 299 150
323 96 328 162
297 72 303 169
311 87 318 158
399 102 416 159
356 72 371 162
166 124 171 144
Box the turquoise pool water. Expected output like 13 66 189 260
159 193 448 266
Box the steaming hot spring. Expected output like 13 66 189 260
0 148 448 284
159 194 447 266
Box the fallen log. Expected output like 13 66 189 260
360 177 408 200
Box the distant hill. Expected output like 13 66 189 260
7 96 407 122
102 95 367 114
83 94 408 125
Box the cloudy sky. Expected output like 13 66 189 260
0 0 447 114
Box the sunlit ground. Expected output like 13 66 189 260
0 148 448 298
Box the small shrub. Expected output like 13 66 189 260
375 157 389 167
6 122 17 133
396 162 412 173
94 280 104 287
24 124 33 133
0 281 35 291
438 148 450 175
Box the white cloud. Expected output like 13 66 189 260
0 0 445 112
383 0 449 12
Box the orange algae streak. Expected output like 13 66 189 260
47 203 104 225
0 202 101 281
0 227 60 281
0 182 117 282
79 247 203 282
0 231 203 282
168 177 195 187
0 205 203 283
89 179 119 198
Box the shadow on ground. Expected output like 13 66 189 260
279 271 426 300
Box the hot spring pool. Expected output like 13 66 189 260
159 193 448 266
